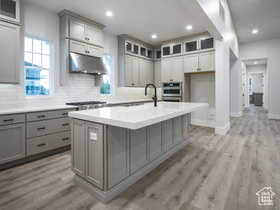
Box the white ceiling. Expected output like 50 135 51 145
228 0 280 44
23 0 209 45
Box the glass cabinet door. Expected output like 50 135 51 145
185 41 198 52
140 47 146 56
147 49 153 58
126 41 132 52
173 44 182 54
200 38 214 50
162 46 171 56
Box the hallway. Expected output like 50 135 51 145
0 107 279 210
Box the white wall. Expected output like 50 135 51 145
195 0 240 134
240 39 280 118
0 2 150 105
230 53 242 117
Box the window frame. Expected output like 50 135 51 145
23 35 53 98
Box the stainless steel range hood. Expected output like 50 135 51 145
69 52 106 75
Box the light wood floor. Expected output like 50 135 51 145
0 106 279 210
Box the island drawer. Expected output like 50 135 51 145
0 114 25 126
27 118 70 138
26 109 74 122
27 131 71 156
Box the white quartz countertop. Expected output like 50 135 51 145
105 98 154 105
69 102 208 130
0 104 77 115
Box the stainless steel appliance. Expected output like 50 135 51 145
162 82 183 102
66 101 106 110
69 52 106 75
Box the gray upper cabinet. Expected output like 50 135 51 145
85 122 104 189
0 21 20 84
184 54 199 73
69 18 104 47
0 123 25 164
69 19 85 41
154 60 162 87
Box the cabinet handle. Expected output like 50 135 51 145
85 50 90 54
131 83 135 86
37 143 46 147
37 127 46 131
62 137 69 141
62 123 69 127
3 118 14 122
62 113 68 116
170 79 173 81
85 37 90 41
37 115 46 119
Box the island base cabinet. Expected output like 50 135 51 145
0 123 25 164
71 115 190 203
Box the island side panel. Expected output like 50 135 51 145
148 123 163 161
173 116 184 145
130 127 149 174
71 119 86 177
107 125 129 189
85 122 104 189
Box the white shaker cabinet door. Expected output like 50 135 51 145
171 56 184 82
69 19 85 41
161 58 172 82
85 24 104 47
184 54 199 73
154 61 162 87
0 22 20 83
199 51 215 72
125 55 134 87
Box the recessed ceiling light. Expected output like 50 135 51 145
186 25 193 31
105 10 113 17
254 61 258 65
252 28 259 35
151 34 157 39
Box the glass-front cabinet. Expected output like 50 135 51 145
185 40 198 53
200 37 214 50
0 0 20 24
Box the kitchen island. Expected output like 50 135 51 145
68 102 208 202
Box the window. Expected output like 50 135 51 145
24 36 51 96
100 55 112 94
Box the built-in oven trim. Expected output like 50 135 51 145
162 96 182 102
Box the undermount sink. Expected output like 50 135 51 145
121 103 145 107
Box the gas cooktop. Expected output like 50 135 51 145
66 101 106 106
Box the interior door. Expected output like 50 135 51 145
199 51 215 72
184 54 199 73
69 19 85 41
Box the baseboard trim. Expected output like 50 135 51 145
191 120 216 128
231 111 243 117
268 113 280 120
215 122 230 136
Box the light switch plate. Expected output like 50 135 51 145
89 132 97 141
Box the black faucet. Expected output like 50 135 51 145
145 83 157 107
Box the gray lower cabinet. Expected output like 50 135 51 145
107 126 129 189
130 128 149 174
0 123 25 164
85 122 104 189
26 131 70 156
173 117 184 144
72 119 86 177
163 119 173 150
148 123 163 161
